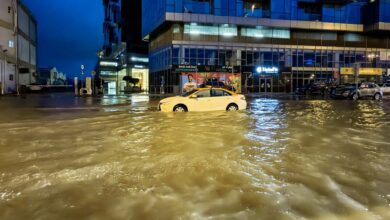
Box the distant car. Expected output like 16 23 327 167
158 88 247 112
331 83 383 100
295 82 328 95
381 83 390 95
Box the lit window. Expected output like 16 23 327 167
8 40 14 48
184 23 237 37
241 27 290 39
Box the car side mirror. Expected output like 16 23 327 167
190 94 198 98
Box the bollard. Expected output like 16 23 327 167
74 77 78 96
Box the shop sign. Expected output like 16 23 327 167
359 68 383 75
340 67 382 75
174 65 198 73
215 66 238 73
256 66 279 74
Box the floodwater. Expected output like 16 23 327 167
0 93 390 220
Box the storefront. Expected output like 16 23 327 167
340 67 383 84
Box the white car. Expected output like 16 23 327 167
158 88 247 112
381 83 390 95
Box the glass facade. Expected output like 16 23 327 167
142 0 390 94
149 43 389 93
142 0 390 38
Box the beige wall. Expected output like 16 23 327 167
0 26 16 56
0 0 14 24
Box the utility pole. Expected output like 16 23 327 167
1 49 8 95
12 0 19 95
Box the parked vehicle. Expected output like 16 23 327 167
158 88 247 112
381 83 390 95
295 82 329 95
330 83 383 100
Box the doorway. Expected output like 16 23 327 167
259 77 273 93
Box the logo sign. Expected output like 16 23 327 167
174 65 198 73
256 66 279 74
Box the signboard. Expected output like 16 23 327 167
174 65 198 73
256 66 279 74
173 65 239 73
340 67 383 76
359 68 383 75
181 72 241 93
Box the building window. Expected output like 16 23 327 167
8 40 14 48
241 27 290 39
184 23 237 37
243 0 270 18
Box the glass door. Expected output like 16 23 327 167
260 77 273 93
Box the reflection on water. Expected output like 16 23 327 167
0 96 390 219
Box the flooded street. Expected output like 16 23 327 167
1 93 390 219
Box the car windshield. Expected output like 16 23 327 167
181 90 198 97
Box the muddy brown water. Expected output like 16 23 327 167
0 94 390 219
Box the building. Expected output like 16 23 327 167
98 0 149 95
38 67 67 85
121 0 149 92
0 0 37 94
142 0 390 94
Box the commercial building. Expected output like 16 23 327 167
0 0 37 94
98 0 149 95
142 0 390 94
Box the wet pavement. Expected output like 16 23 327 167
0 92 390 219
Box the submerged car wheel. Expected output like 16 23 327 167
352 93 359 101
374 93 382 100
226 104 239 111
173 104 187 112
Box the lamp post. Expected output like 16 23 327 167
81 64 85 89
1 49 8 95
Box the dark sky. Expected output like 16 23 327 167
22 0 104 78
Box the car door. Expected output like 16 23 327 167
186 89 212 111
367 84 377 97
383 84 390 94
359 84 369 97
210 89 232 111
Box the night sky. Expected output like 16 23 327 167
22 0 104 78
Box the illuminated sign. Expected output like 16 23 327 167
100 61 118 67
174 65 198 73
340 67 382 76
131 57 149 63
134 65 145 69
256 66 279 74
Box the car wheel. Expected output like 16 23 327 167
374 93 382 100
352 93 359 101
173 105 187 112
226 104 238 111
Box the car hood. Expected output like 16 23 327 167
159 96 186 103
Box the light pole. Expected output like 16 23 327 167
1 49 8 95
81 64 85 88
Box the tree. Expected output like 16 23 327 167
123 76 140 87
